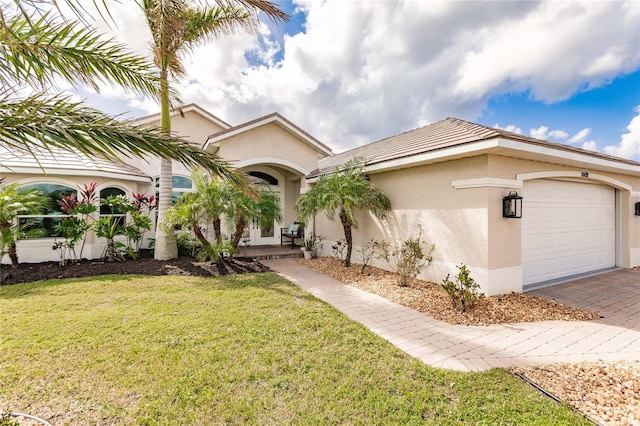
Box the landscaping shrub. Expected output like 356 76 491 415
441 263 484 312
331 239 348 262
357 239 382 274
377 227 435 286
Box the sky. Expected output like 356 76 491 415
77 0 640 161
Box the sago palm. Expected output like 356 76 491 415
140 0 288 260
296 161 392 267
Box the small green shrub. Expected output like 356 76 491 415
378 227 435 287
176 233 197 257
441 264 484 312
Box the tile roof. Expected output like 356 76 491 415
0 147 150 182
310 117 640 177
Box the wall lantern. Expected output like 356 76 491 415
503 191 523 219
635 202 640 216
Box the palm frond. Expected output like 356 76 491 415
214 0 289 23
0 94 245 188
0 7 161 98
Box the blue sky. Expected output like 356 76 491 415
84 0 640 160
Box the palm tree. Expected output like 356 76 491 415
0 1 238 174
140 0 288 260
226 184 282 252
296 161 392 267
0 183 49 268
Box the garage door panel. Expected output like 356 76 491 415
522 180 615 286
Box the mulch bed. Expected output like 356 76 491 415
0 251 269 286
300 257 600 326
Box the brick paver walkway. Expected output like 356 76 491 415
264 259 640 371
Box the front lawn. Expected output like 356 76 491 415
0 274 589 424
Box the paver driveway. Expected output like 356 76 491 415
265 259 640 371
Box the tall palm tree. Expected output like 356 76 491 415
140 0 288 260
0 1 237 173
296 161 392 267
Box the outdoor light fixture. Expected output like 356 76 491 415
503 191 523 219
635 202 640 216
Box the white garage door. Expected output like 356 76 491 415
522 179 616 287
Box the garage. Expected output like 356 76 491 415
522 179 616 288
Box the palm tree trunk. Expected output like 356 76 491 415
212 216 222 244
154 69 177 260
231 217 247 251
8 240 18 268
339 209 353 267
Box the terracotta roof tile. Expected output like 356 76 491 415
310 117 639 177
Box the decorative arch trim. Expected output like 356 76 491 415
234 158 309 176
516 171 632 192
14 176 78 189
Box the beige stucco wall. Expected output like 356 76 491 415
313 152 640 296
218 123 323 176
314 156 494 290
142 109 226 147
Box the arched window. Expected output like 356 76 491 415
99 187 126 215
247 171 278 186
18 183 75 238
99 187 127 227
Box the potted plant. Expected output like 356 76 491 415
302 233 323 260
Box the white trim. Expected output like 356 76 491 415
631 191 640 198
11 176 79 188
452 177 522 189
206 115 332 157
501 139 640 175
234 158 310 176
1 167 150 183
516 170 633 191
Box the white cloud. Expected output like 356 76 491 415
549 130 569 140
494 124 522 134
581 141 598 152
604 106 640 160
530 126 549 139
529 126 568 141
567 128 592 144
77 0 640 153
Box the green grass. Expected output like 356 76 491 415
0 273 589 425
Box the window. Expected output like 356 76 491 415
100 187 126 226
154 176 193 204
247 171 278 186
17 183 75 238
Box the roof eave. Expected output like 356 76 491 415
307 137 640 179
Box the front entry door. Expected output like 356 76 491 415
243 218 280 246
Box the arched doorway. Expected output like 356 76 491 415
241 166 284 246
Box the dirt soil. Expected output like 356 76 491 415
300 257 600 326
0 251 269 286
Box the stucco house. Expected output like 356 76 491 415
309 117 640 295
1 104 638 296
